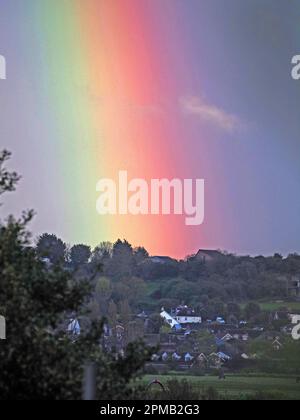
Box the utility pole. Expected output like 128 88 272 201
82 363 97 400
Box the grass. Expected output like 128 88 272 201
141 374 300 400
241 300 300 312
259 301 300 312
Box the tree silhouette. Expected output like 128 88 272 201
36 233 67 264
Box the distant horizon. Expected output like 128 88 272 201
27 229 300 261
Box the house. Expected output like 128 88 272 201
215 332 234 347
114 324 125 340
67 318 80 336
197 353 208 363
151 354 161 362
221 329 250 342
172 352 181 361
241 333 249 341
150 256 176 264
241 353 250 360
208 353 223 367
217 352 231 361
216 317 226 324
221 333 234 342
173 305 202 325
137 310 148 319
160 309 182 329
184 353 193 362
272 338 283 351
195 249 223 263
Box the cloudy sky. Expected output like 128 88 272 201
0 0 300 257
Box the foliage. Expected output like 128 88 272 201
0 150 21 198
0 151 152 400
70 244 91 268
36 233 67 264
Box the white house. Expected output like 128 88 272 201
160 309 181 329
151 354 160 362
172 352 181 361
173 305 202 325
175 314 202 324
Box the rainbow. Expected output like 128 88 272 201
23 0 225 258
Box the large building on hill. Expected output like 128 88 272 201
173 305 202 325
196 249 223 262
150 256 177 264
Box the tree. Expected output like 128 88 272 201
88 299 101 322
108 240 134 280
148 313 163 334
127 319 144 344
133 246 149 264
193 331 216 354
119 300 131 327
227 302 241 319
244 302 261 321
0 151 152 399
114 277 147 308
0 150 20 198
93 277 112 317
70 244 91 268
36 233 67 264
0 212 96 399
108 300 118 328
91 242 113 263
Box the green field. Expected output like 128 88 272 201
240 300 300 312
141 374 300 400
258 301 300 312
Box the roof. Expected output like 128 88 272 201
160 310 181 328
150 256 176 264
174 305 201 317
196 249 223 260
217 352 231 361
176 310 201 317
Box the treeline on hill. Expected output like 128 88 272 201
36 234 300 320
